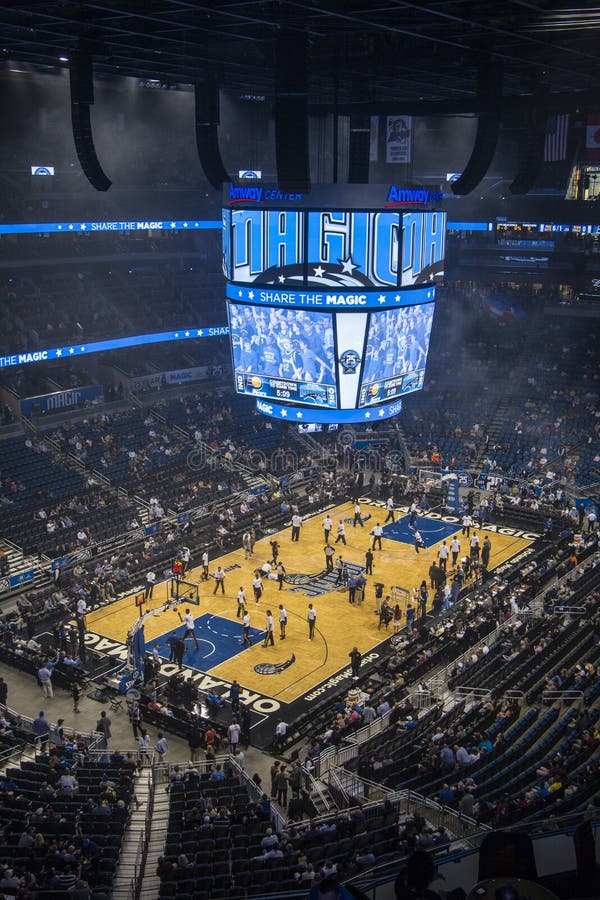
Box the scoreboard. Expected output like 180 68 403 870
222 189 446 424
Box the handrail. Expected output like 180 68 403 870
132 769 155 900
85 747 156 766
503 689 525 700
334 767 395 805
316 710 393 776
541 689 585 706
327 768 353 807
302 765 332 813
552 605 588 616
455 686 493 699
1 702 101 750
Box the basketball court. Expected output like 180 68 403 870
84 500 537 739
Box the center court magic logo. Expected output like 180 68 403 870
343 513 372 525
254 654 296 676
285 562 365 598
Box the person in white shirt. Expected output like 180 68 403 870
237 587 247 618
462 514 473 537
145 570 156 599
212 566 225 595
291 513 302 542
155 732 169 762
385 496 395 523
201 550 209 581
263 610 275 647
307 603 316 640
274 720 288 752
278 604 287 639
138 729 152 766
76 597 87 617
242 611 251 646
371 522 383 550
260 561 272 577
181 608 199 649
252 575 263 603
58 772 78 794
353 503 364 527
450 537 461 567
322 515 333 543
228 720 241 751
438 540 449 570
335 520 346 545
409 502 418 528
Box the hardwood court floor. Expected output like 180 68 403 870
85 502 534 706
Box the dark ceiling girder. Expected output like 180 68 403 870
308 90 600 118
0 1 597 110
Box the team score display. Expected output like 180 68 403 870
236 372 338 408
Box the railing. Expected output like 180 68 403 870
554 605 589 618
1 703 102 752
541 689 585 708
412 688 438 709
317 741 357 776
348 817 600 899
317 710 392 775
503 689 526 702
132 769 155 900
333 767 395 805
0 420 25 440
455 686 493 701
303 765 333 812
85 747 156 767
326 768 353 809
416 621 505 692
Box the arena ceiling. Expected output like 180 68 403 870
1 1 599 113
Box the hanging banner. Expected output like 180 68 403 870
386 116 412 164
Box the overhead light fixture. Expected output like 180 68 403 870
59 56 69 62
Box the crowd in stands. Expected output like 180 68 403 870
0 238 598 897
398 284 600 489
158 760 447 898
0 745 136 898
0 241 222 357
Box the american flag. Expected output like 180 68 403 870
544 113 569 162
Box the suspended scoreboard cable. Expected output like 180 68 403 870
222 184 447 423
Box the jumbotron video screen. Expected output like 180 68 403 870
223 191 446 423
